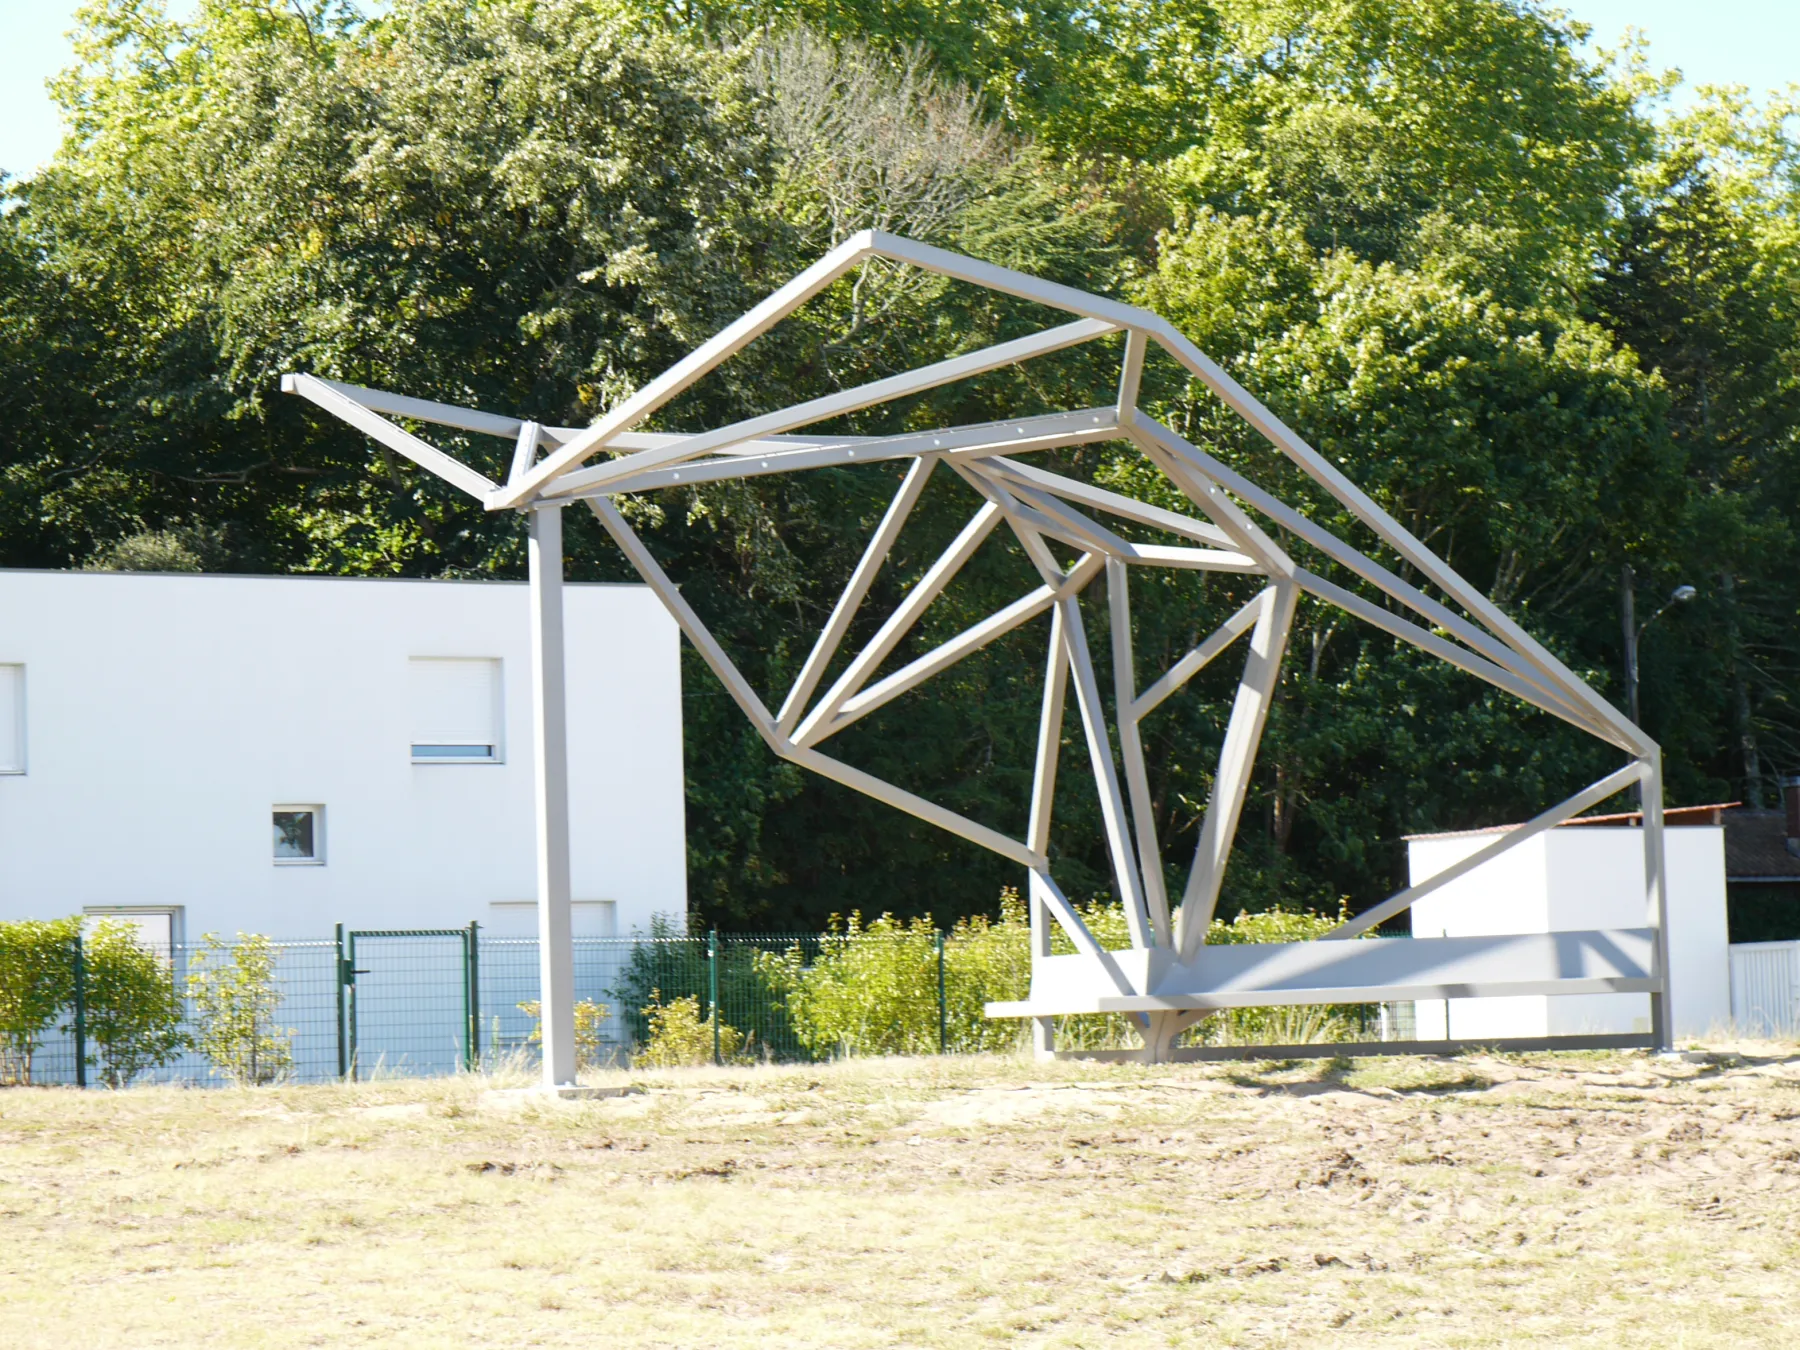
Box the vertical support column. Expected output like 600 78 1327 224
1026 608 1069 1061
1642 753 1673 1050
334 921 348 1081
530 503 578 1089
1141 1011 1184 1065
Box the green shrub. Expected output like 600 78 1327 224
83 921 187 1087
942 891 1033 1053
0 918 79 1084
517 998 613 1071
634 895 1374 1063
186 933 293 1085
962 890 1373 1051
756 915 940 1058
634 991 747 1068
608 917 801 1059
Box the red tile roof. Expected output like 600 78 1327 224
1720 810 1800 882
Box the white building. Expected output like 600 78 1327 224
1406 809 1732 1042
0 569 686 947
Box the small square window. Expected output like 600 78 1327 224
409 657 502 764
273 806 323 864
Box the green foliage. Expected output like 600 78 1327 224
81 528 214 572
82 921 188 1087
758 890 1367 1056
634 991 748 1068
517 998 614 1072
756 914 942 1058
4 0 1798 933
940 891 1034 1053
608 917 802 1058
753 891 1041 1059
0 919 80 1085
185 933 294 1085
0 918 187 1086
1160 0 1648 286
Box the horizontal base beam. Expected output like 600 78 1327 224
1053 1033 1656 1063
990 978 1659 1017
989 928 1660 1016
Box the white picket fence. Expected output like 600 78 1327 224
1729 942 1800 1038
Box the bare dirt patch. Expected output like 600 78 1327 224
3 1045 1800 1346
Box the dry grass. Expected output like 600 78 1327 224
5 1043 1800 1347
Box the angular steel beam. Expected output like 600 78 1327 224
1174 582 1297 959
777 456 935 736
1130 591 1270 722
537 318 1117 500
793 503 1004 748
495 231 879 507
1327 760 1647 940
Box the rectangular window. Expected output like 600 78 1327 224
82 908 182 962
409 658 502 763
273 806 324 864
0 663 22 774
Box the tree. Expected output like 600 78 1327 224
7 0 1797 932
83 921 187 1088
0 919 80 1085
1163 0 1651 291
1133 214 1680 909
1593 98 1800 805
186 933 293 1085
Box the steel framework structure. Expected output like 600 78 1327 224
285 232 1671 1081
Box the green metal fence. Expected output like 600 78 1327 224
0 924 1384 1087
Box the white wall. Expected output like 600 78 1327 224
0 570 686 940
1409 825 1730 1041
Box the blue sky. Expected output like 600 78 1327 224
1 1 1796 180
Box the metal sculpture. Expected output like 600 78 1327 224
285 232 1670 1080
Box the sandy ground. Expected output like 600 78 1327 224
4 1045 1800 1347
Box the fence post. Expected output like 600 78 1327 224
936 929 947 1054
346 930 359 1083
334 922 348 1081
466 921 481 1074
708 929 720 1067
71 932 87 1089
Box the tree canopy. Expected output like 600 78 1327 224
4 0 1797 928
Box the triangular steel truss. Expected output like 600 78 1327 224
284 231 1673 1065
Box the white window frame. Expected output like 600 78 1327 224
82 906 185 959
273 804 325 866
0 663 23 775
408 656 505 765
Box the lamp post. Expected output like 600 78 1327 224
1621 565 1697 728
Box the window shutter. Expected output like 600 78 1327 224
409 658 501 758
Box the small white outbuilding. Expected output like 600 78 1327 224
1406 806 1732 1042
0 569 686 946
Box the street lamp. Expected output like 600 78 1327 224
1621 565 1697 727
